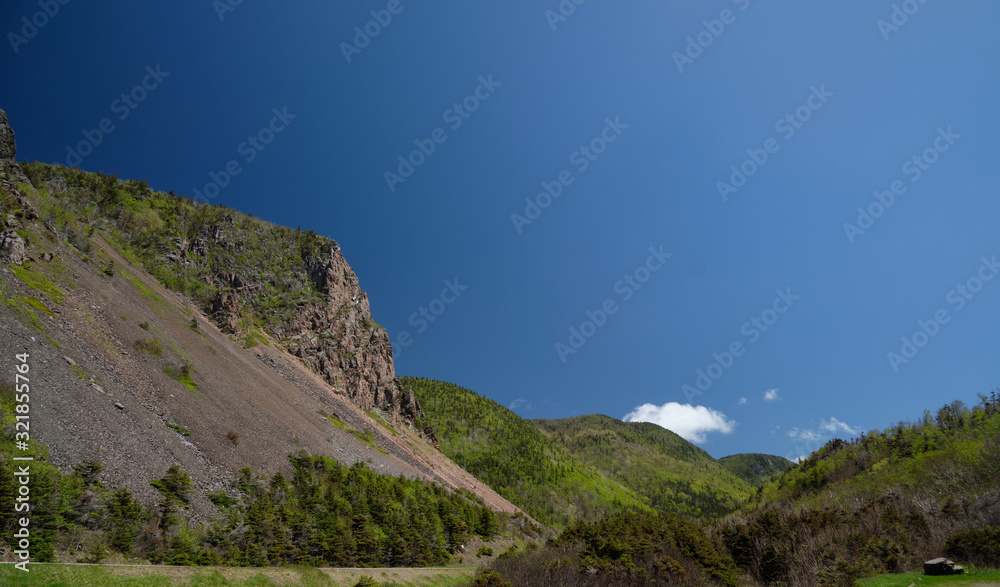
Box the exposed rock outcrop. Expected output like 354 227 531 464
209 290 243 334
282 242 432 438
0 108 15 160
0 230 26 265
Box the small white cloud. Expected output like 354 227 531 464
738 397 747 406
508 398 532 411
788 428 821 442
820 417 859 437
623 402 735 444
792 455 808 464
764 389 780 402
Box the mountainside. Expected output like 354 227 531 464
717 453 794 486
713 393 1000 584
400 377 649 529
405 377 764 527
481 394 1000 585
533 415 753 518
0 108 520 521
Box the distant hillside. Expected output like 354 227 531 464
532 415 753 518
715 393 1000 584
400 377 650 529
717 453 794 486
404 377 756 527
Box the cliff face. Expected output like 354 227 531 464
1 107 432 442
281 243 432 437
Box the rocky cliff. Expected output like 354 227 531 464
0 111 433 441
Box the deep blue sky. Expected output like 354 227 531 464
3 1 999 459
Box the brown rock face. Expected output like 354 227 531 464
0 230 27 265
282 242 431 437
0 108 15 160
209 290 243 334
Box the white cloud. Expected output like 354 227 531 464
788 427 821 442
508 398 532 411
623 402 736 444
792 455 808 464
738 397 747 405
764 389 780 402
820 417 859 436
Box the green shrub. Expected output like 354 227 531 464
134 338 163 357
471 569 512 587
945 526 1000 566
477 546 494 557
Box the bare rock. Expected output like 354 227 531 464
0 230 26 265
209 290 243 335
0 108 15 160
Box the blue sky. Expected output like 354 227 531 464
2 1 999 459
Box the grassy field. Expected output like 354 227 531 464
0 564 477 586
858 567 1000 586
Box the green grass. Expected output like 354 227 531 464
122 269 165 306
319 411 388 453
0 565 477 586
22 294 54 316
11 262 64 304
135 338 164 357
167 422 191 437
367 410 398 435
858 567 1000 586
163 364 198 393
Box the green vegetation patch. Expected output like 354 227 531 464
10 263 64 304
121 268 164 306
167 422 191 437
367 409 398 436
21 295 54 317
163 363 198 393
319 410 387 453
134 337 164 357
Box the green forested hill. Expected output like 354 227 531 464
717 453 794 486
532 415 753 518
400 377 650 529
713 393 1000 584
403 377 756 528
482 393 1000 585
